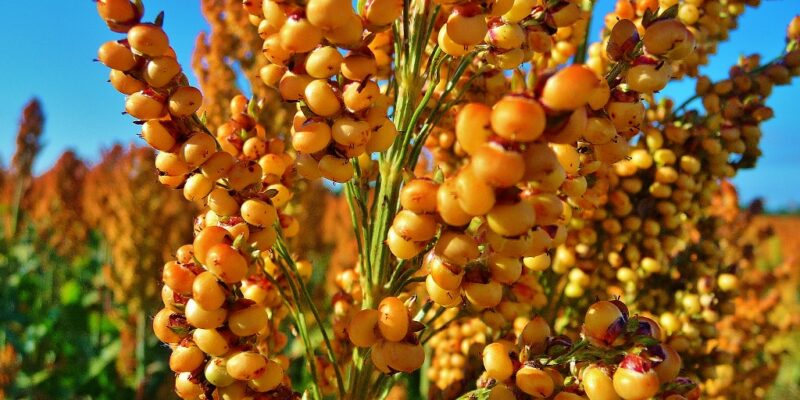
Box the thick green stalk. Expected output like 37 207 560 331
394 48 446 167
367 161 401 296
369 9 450 290
349 1 445 397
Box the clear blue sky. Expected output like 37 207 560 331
0 2 798 209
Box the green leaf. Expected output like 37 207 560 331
659 4 679 20
635 335 659 346
642 8 655 27
84 339 122 384
81 289 100 307
455 388 491 400
154 11 165 27
233 233 247 250
626 315 640 333
247 96 259 117
16 368 53 389
510 69 526 93
264 188 280 199
421 168 439 186
59 280 81 305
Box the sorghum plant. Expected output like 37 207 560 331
92 0 800 399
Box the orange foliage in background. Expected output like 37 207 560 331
1 99 44 236
287 182 333 255
0 344 17 399
702 182 800 396
321 192 357 291
82 144 197 377
8 100 44 195
192 0 291 132
22 151 89 259
0 98 198 390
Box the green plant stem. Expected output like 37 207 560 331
393 276 426 294
347 348 366 400
394 47 445 164
347 2 482 397
455 388 491 400
402 0 411 64
671 51 789 118
371 51 478 289
548 339 588 365
573 0 594 65
547 275 568 327
370 373 401 399
190 113 214 137
8 183 23 238
385 259 409 290
421 311 463 344
386 251 428 295
351 161 372 246
357 361 376 400
345 181 372 296
408 57 482 171
422 304 445 325
671 93 701 116
605 41 644 85
351 159 373 276
294 317 324 400
135 311 145 392
367 163 401 294
370 3 443 277
274 236 346 398
414 300 434 322
261 268 324 400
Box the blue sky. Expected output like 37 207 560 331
0 2 798 209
